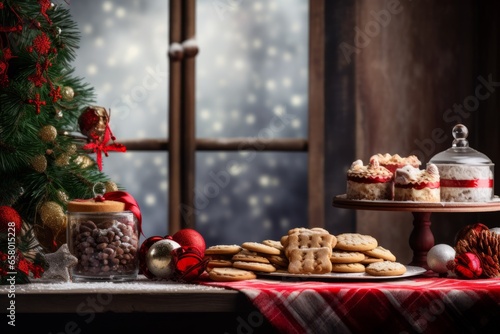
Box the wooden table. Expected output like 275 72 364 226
0 276 278 333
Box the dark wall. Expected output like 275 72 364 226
325 0 500 263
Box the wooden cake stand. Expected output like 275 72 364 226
332 195 500 269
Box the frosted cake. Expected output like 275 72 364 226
346 157 393 200
394 164 440 202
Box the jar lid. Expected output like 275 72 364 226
67 199 126 213
429 124 493 165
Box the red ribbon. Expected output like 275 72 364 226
101 191 143 235
440 179 493 188
82 125 126 171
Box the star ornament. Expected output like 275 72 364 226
41 243 78 282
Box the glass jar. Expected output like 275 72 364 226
67 204 139 282
429 124 494 202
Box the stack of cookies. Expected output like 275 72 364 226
205 241 287 282
331 233 406 276
204 230 407 281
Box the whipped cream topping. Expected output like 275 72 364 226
394 163 440 185
347 158 393 179
371 153 421 167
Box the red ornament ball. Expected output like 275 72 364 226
0 206 23 235
454 252 483 279
78 106 109 138
172 228 206 257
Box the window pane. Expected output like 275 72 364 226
70 1 168 239
196 152 307 245
71 0 168 139
196 0 309 138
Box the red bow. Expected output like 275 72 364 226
97 191 143 235
82 125 126 171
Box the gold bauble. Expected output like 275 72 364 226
74 155 94 168
105 181 118 192
39 201 67 232
61 86 74 101
67 144 77 155
55 153 70 166
39 125 57 142
31 155 47 173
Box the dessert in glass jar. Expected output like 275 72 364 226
429 124 494 202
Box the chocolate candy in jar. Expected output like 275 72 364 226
429 124 494 202
67 196 139 282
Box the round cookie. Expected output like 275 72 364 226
233 261 277 273
331 263 366 273
330 250 366 264
232 250 270 264
365 261 407 276
363 246 396 262
205 244 242 256
207 259 233 268
262 239 284 252
265 254 289 268
360 256 384 265
335 233 378 252
241 242 281 255
208 267 257 281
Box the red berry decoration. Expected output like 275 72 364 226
172 228 206 257
0 206 23 236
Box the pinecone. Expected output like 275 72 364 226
455 229 500 278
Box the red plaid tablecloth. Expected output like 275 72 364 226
201 275 500 334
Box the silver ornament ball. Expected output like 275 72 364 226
489 227 500 235
145 239 181 279
427 244 456 274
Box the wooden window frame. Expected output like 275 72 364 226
120 0 325 234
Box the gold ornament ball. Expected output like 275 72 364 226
55 153 70 166
39 125 57 142
67 144 77 155
105 181 118 192
39 201 67 232
31 155 47 173
74 155 94 168
61 86 75 101
145 239 181 278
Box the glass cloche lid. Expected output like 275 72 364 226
429 124 493 165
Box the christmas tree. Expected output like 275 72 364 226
0 1 124 283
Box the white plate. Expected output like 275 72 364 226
257 265 427 281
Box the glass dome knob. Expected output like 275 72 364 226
452 124 469 148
